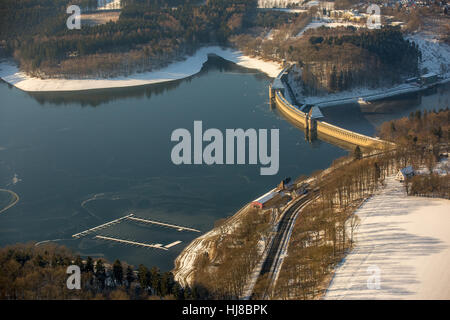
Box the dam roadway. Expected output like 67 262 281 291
270 66 396 151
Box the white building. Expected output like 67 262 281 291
395 166 415 182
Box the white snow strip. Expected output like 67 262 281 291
296 19 361 38
325 176 450 300
0 46 282 92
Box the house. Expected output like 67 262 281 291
396 166 415 182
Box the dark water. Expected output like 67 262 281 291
0 57 448 270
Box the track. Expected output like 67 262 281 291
256 192 314 298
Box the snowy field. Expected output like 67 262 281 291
295 19 362 38
407 33 450 78
0 46 282 92
325 176 450 300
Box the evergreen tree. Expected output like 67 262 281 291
85 257 94 273
126 266 135 288
95 260 106 289
137 264 149 290
74 255 84 272
353 146 362 160
112 259 123 285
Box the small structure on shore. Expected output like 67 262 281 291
252 177 294 209
252 190 277 209
276 177 293 191
396 166 415 182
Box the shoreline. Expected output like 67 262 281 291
308 79 450 108
0 46 283 92
172 204 252 288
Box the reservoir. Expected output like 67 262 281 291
0 57 449 271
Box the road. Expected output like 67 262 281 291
255 192 314 298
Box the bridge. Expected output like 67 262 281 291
269 67 396 150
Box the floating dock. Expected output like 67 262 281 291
164 240 182 249
126 214 201 233
94 235 168 250
72 214 133 238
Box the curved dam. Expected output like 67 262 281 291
270 69 395 151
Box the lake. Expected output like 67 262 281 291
0 57 448 271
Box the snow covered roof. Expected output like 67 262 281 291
253 190 276 205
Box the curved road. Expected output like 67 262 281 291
255 192 315 298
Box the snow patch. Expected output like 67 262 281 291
407 33 450 78
325 176 450 299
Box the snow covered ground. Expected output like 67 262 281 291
97 0 121 10
407 33 450 78
325 176 450 300
0 46 282 92
295 19 362 38
286 31 450 107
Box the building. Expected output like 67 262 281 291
396 166 415 182
252 190 277 209
276 177 294 191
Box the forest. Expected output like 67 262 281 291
1 0 422 87
378 108 449 199
0 242 198 300
1 0 281 78
233 25 421 94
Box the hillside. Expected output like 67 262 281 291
325 176 450 299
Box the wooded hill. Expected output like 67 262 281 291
233 26 421 94
0 242 198 300
1 0 289 78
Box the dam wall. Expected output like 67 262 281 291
270 71 395 150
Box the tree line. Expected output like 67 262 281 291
3 0 294 78
0 243 197 300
